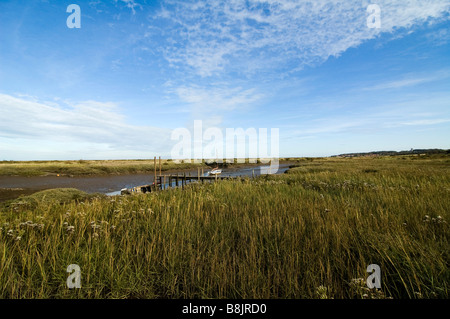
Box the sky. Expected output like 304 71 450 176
0 0 449 160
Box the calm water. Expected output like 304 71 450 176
110 163 291 195
0 163 292 200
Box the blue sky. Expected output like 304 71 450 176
0 0 449 160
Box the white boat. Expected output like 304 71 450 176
208 168 222 175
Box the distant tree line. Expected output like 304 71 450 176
332 149 450 158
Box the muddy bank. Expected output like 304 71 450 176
0 188 41 202
0 163 293 202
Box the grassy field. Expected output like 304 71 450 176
0 156 448 299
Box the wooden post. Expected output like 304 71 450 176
252 169 255 178
154 156 157 190
159 156 162 176
176 174 179 187
198 168 200 181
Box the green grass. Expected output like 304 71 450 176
0 156 448 299
1 188 105 210
0 159 206 177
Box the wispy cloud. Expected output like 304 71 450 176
0 94 171 159
292 118 372 136
147 0 450 129
174 85 264 112
290 109 450 138
154 0 450 77
425 27 450 46
400 119 450 126
362 72 449 91
164 83 265 128
116 0 142 15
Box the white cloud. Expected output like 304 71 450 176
362 72 450 91
155 0 450 77
290 111 450 139
426 27 450 46
174 85 264 112
400 119 450 126
293 118 371 136
0 94 171 159
146 0 450 131
116 0 142 15
173 84 266 130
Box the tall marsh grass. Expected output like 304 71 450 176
0 157 448 298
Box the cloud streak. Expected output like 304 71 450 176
362 71 450 91
290 112 450 138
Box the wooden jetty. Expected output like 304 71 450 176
120 156 270 195
120 157 241 195
121 173 244 195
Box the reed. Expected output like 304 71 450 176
0 156 448 299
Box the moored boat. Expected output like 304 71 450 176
208 168 222 175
